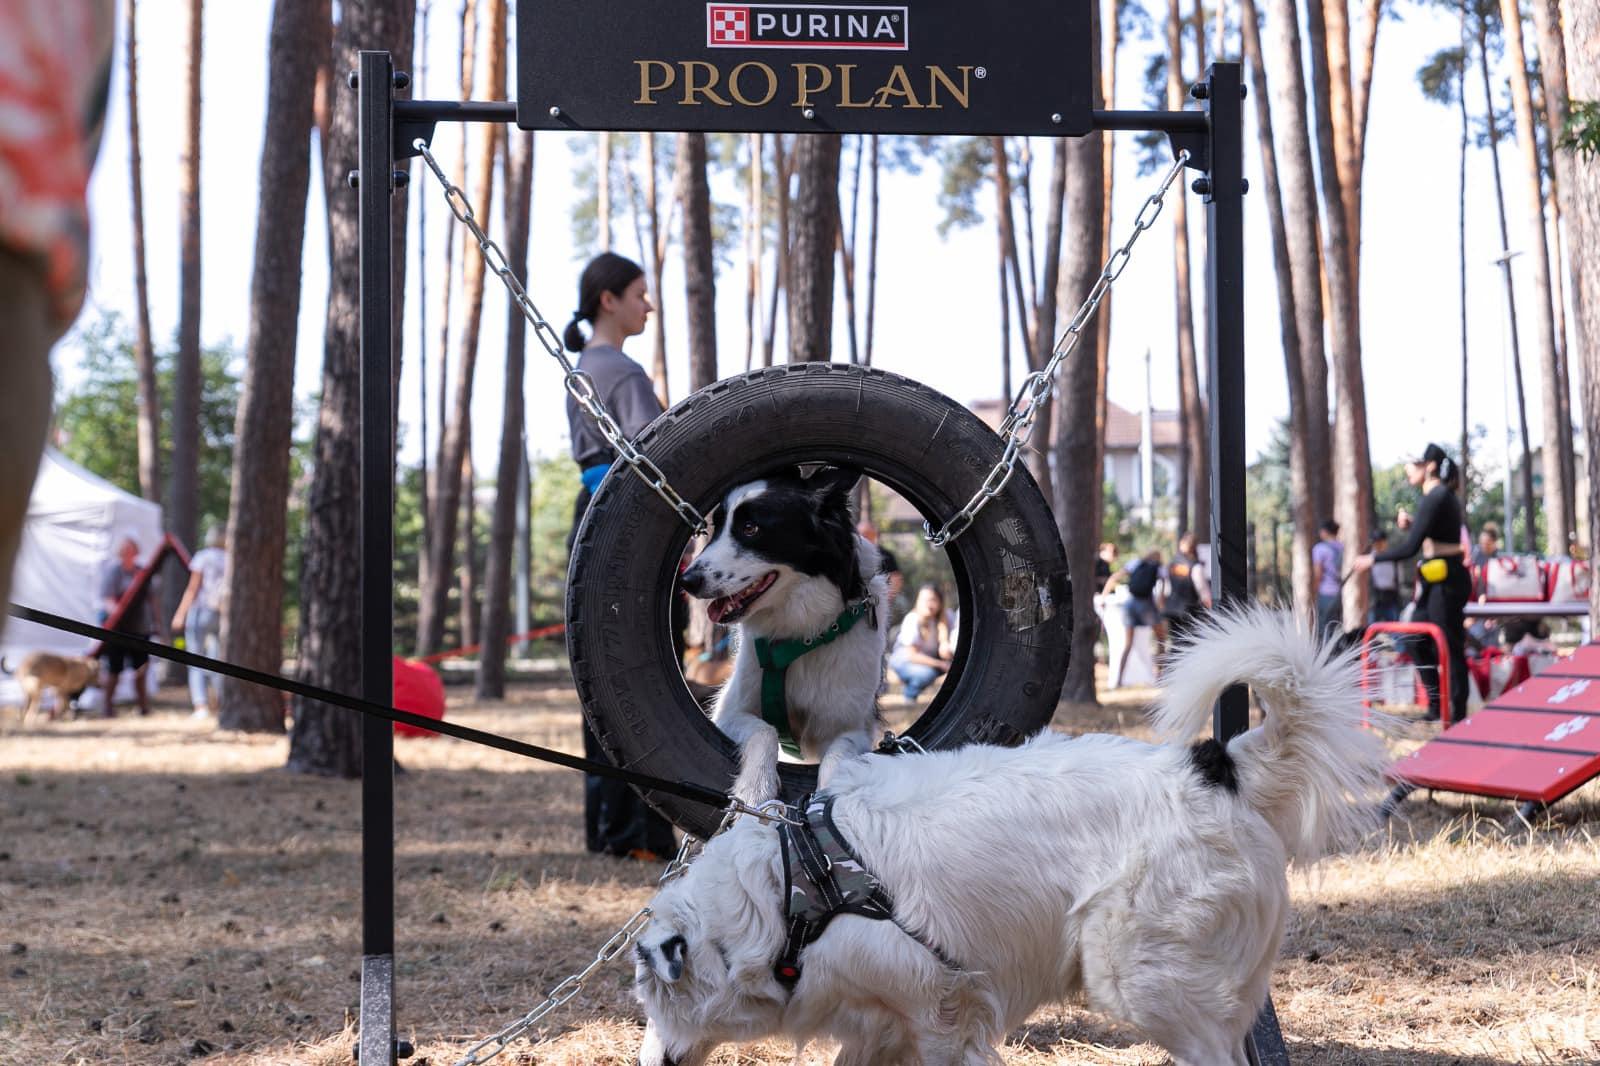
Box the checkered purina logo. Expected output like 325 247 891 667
709 6 749 43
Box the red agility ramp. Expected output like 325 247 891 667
1390 645 1600 807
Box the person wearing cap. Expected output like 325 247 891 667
1352 443 1470 722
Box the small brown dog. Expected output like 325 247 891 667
9 652 98 725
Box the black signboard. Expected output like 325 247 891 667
516 1 1096 136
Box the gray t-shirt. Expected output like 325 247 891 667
565 343 665 468
99 559 156 634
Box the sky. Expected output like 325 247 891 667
63 0 1574 484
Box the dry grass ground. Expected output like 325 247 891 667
3 675 1597 1065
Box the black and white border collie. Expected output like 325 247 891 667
680 466 890 806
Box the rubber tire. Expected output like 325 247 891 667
567 363 1071 838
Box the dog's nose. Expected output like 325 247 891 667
680 566 706 597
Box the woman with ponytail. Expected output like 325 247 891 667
563 251 677 861
1352 442 1471 722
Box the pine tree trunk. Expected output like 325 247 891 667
643 131 670 405
1028 139 1068 495
164 0 205 679
1501 0 1570 554
1242 0 1316 618
863 135 880 368
1479 17 1537 553
289 0 416 777
746 133 764 371
839 136 863 365
459 448 478 647
475 129 534 699
764 135 791 365
125 0 162 506
1167 0 1207 538
217 0 324 734
597 132 612 249
1531 0 1579 549
1056 0 1105 705
1267 0 1333 526
681 132 719 389
422 0 475 600
417 0 503 657
1561 0 1600 628
1307 0 1372 625
788 135 842 362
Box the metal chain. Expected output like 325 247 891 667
447 801 794 1066
923 149 1192 547
413 138 708 535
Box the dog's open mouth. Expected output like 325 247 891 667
708 572 778 624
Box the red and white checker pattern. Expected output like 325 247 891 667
709 6 749 43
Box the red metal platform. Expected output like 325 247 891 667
1390 644 1600 805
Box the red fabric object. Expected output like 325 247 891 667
392 657 446 737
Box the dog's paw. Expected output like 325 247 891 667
731 764 782 807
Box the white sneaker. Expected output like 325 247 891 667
190 705 212 721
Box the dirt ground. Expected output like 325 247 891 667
3 676 1598 1066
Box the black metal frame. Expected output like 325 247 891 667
354 51 1280 1065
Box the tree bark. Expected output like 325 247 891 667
459 448 478 647
1561 0 1600 628
1056 1 1105 705
1167 0 1208 538
1479 15 1537 553
163 0 205 682
1459 10 1471 499
1532 0 1579 550
840 136 863 365
476 128 534 699
764 135 792 365
597 131 612 250
747 133 765 371
1306 0 1372 625
643 131 671 405
681 132 719 389
788 135 842 362
171 0 203 553
1242 0 1316 618
421 0 475 600
417 0 503 657
1500 0 1570 554
1266 0 1333 524
218 0 324 733
1027 139 1068 494
125 0 161 506
864 135 880 368
289 0 416 777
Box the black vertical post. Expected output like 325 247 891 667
1202 61 1249 743
1203 60 1293 1066
357 50 397 1066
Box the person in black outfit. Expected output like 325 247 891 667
1162 530 1211 646
563 252 678 862
1352 443 1471 723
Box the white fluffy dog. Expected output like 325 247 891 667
680 466 890 806
633 608 1392 1065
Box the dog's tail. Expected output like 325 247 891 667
1150 605 1393 866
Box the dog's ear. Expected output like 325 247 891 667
806 465 862 503
641 933 687 983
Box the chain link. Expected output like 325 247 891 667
923 149 1191 548
446 801 794 1066
414 138 708 535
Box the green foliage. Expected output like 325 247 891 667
932 136 992 236
529 453 582 606
1560 100 1600 161
1416 46 1466 106
55 314 239 538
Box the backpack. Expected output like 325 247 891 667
1127 560 1159 599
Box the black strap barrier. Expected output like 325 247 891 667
5 602 731 812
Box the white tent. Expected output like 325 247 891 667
0 448 165 706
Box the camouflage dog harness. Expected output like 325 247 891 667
773 792 958 988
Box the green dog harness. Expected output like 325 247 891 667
751 598 874 758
